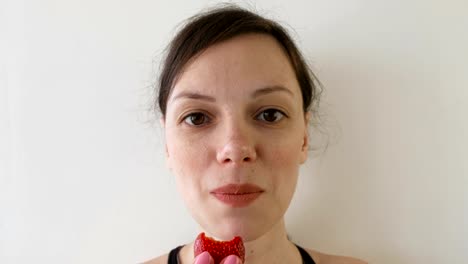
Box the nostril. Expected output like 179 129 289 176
223 157 251 163
217 145 257 164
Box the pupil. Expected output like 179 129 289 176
264 110 277 122
190 114 205 125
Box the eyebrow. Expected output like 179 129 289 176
171 91 216 102
251 85 294 98
171 85 293 102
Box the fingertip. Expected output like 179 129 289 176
220 255 242 264
194 251 214 264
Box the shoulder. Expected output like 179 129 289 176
305 248 368 264
141 253 168 264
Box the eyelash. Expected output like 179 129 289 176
182 111 212 126
255 108 287 123
181 108 287 127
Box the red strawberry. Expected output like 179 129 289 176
194 232 245 264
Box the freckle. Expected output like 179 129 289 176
250 250 254 253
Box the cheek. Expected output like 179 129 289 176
264 134 303 189
168 142 207 210
267 145 302 181
166 135 212 191
167 130 209 168
266 130 304 167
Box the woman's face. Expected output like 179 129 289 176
163 34 309 241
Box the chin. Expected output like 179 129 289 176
204 218 273 242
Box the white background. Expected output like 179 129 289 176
1 0 467 263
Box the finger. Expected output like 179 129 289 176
219 255 242 264
194 251 214 264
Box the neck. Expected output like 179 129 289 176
242 219 302 263
181 219 302 264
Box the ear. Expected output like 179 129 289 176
299 112 311 164
160 117 172 170
159 117 169 157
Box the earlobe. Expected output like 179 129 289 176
160 117 168 158
302 135 309 151
160 117 171 168
165 145 172 171
300 113 311 163
299 131 309 164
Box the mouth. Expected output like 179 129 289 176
210 183 264 207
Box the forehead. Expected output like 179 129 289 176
171 33 300 98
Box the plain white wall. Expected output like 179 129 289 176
2 0 467 263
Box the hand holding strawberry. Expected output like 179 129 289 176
193 251 242 264
193 232 245 264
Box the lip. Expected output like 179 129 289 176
210 184 264 207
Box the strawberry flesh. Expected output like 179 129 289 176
194 232 245 264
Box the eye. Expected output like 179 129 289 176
183 112 210 126
256 109 286 123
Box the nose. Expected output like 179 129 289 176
216 124 257 165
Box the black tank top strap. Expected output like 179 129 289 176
296 244 317 264
167 245 183 264
167 244 316 264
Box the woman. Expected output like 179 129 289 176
146 5 367 264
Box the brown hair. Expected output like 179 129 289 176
156 4 323 119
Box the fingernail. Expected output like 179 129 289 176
195 251 211 264
221 255 241 264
